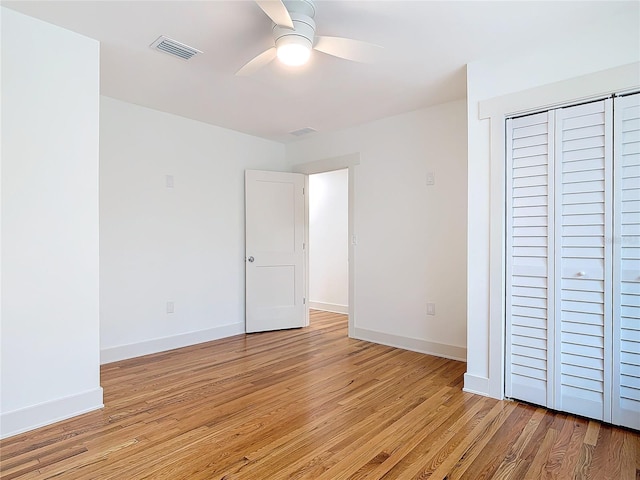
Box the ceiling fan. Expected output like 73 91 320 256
236 0 383 75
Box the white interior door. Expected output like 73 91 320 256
554 99 613 422
245 170 306 333
505 111 555 408
613 93 640 430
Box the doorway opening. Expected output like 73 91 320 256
292 152 359 337
308 169 349 326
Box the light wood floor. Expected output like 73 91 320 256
1 310 638 479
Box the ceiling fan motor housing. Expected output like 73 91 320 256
283 0 316 18
273 12 316 51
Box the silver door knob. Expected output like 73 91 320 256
247 256 254 263
576 271 586 277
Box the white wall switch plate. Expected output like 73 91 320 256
426 172 435 186
427 303 436 316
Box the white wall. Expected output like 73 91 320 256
1 8 102 438
99 97 286 362
309 169 349 313
465 6 640 398
287 100 468 360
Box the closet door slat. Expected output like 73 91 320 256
613 93 640 430
555 99 613 423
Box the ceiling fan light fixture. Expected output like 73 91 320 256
239 0 382 76
276 36 312 66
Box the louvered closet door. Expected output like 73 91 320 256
613 93 640 430
554 99 613 422
506 111 555 407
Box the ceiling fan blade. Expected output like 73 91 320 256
236 47 277 76
314 36 383 63
255 0 294 29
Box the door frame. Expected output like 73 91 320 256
292 153 360 337
474 63 639 400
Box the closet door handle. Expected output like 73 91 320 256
576 271 587 277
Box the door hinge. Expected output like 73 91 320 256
303 297 306 305
303 187 305 195
303 242 306 250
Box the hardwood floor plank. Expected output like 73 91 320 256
491 406 548 480
456 404 535 480
555 416 589 479
584 420 601 446
504 406 557 479
635 431 640 479
423 400 519 480
587 424 614 480
617 430 636 480
522 423 558 479
1 310 638 480
310 386 457 480
378 394 490 479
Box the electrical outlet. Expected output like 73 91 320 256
427 303 436 316
166 301 174 314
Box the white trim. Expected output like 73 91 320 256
303 174 310 327
504 116 513 400
548 111 557 408
347 164 356 339
100 323 244 364
308 301 348 314
479 63 640 120
291 152 360 174
293 153 359 338
488 103 507 399
354 327 467 362
1 387 104 439
462 374 490 397
470 61 640 399
603 99 614 424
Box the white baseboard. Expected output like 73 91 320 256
462 373 491 397
1 387 104 439
101 323 245 364
308 301 349 314
353 327 467 362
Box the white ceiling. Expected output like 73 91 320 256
4 1 638 143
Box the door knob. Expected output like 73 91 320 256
247 256 254 263
576 271 586 277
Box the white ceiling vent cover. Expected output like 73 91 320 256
150 35 202 60
289 127 317 137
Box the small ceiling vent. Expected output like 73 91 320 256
150 35 202 60
289 127 317 137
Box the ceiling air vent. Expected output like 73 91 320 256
289 127 317 137
150 35 202 60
